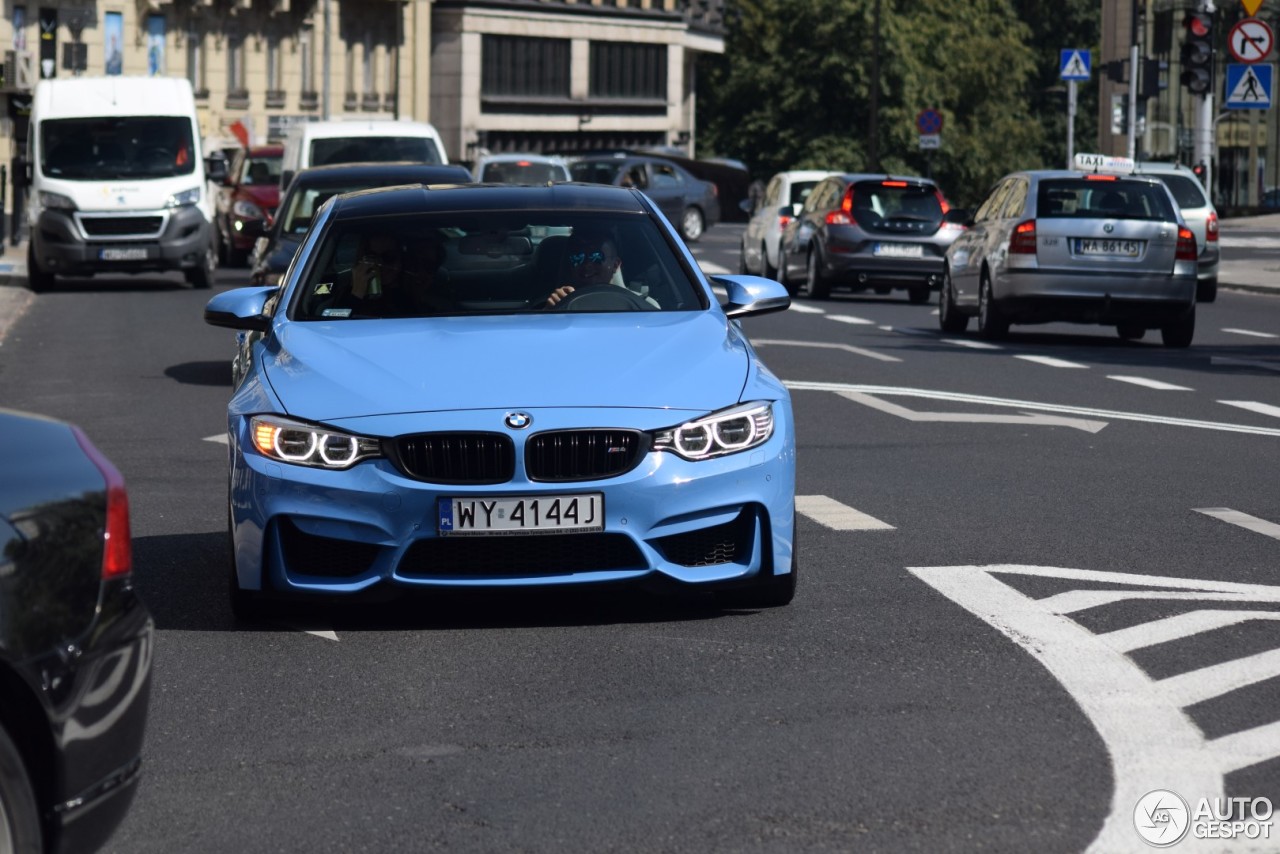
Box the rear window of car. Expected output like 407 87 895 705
309 136 442 167
1036 179 1177 221
481 161 568 184
849 181 943 230
1150 174 1209 209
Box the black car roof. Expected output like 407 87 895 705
290 161 474 186
326 182 652 219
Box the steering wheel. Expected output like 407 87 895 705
550 285 654 311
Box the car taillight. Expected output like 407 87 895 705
1009 219 1037 254
778 215 792 229
72 426 132 579
1206 210 1219 242
935 189 950 215
826 210 853 225
1176 226 1198 261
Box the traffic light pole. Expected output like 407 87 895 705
1127 43 1139 158
1197 93 1215 201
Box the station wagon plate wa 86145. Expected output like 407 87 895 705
438 493 605 536
1073 238 1142 257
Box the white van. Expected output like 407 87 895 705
25 76 221 291
279 120 448 188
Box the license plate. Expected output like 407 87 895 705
99 247 149 261
1073 238 1141 257
438 493 604 536
873 243 923 258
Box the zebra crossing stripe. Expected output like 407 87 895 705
1195 507 1280 541
1100 610 1280 653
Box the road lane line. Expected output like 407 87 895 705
1219 400 1280 419
787 303 826 314
795 495 895 530
1195 507 1280 541
1099 610 1280 653
1156 647 1280 708
1107 375 1193 390
838 390 1107 432
826 314 875 325
753 339 901 362
942 338 1002 350
1015 355 1088 368
1222 328 1279 339
700 262 731 275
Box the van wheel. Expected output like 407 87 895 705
1161 305 1195 348
25 245 53 293
0 724 42 854
185 239 217 289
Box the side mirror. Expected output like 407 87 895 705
205 156 228 184
204 285 276 331
712 274 791 319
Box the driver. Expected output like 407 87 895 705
543 230 624 308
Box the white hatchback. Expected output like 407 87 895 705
1134 162 1220 302
739 170 837 280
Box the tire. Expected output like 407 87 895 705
804 249 831 299
0 725 43 854
681 206 705 242
762 242 778 281
777 243 797 295
717 526 798 609
1116 323 1146 340
907 285 931 304
737 245 749 274
1160 304 1195 348
25 244 53 293
1196 277 1218 303
216 223 230 266
938 268 969 333
185 238 217 289
977 272 1009 339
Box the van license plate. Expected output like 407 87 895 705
100 247 149 261
438 493 604 537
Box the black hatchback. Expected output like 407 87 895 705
778 173 967 302
0 409 153 854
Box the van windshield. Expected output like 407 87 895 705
309 137 442 167
41 116 196 179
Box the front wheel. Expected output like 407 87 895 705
185 238 217 290
938 269 968 333
681 206 705 242
977 273 1009 339
25 244 54 293
0 724 43 854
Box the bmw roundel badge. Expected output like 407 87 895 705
505 412 533 429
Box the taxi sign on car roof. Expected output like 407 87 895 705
1073 153 1135 174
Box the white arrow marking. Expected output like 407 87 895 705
1219 400 1280 419
1107 375 1192 391
1195 507 1280 541
204 433 228 444
784 381 1280 438
754 338 901 363
836 390 1108 432
304 629 340 641
796 495 894 530
1015 354 1088 368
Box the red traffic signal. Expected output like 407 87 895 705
1186 12 1212 39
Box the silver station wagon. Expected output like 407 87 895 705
940 154 1199 347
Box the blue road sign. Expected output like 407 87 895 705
1226 63 1273 108
916 108 943 135
1060 49 1091 81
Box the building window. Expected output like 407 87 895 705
590 42 666 100
226 34 248 107
299 26 317 108
361 32 379 111
384 41 398 110
186 28 207 98
343 33 357 110
266 35 285 108
481 36 569 98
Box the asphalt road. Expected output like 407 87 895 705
2 225 1279 853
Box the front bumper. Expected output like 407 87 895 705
229 407 796 596
32 206 210 276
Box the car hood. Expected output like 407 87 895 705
239 184 280 212
266 312 749 420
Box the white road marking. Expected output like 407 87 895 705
204 433 228 444
942 338 1002 349
887 326 935 336
909 564 1280 854
1219 400 1280 419
1195 507 1280 542
1107 375 1193 391
700 262 731 275
1211 356 1280 373
304 629 340 642
784 380 1280 438
1222 328 1279 339
787 303 826 315
826 314 875 325
795 495 894 530
837 390 1107 433
1015 355 1088 369
753 338 901 363
1100 610 1280 654
930 308 939 316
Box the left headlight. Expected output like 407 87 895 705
652 401 774 461
233 199 265 220
248 415 382 469
165 186 201 208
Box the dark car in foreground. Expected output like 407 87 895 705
247 161 473 286
0 410 153 854
215 144 284 267
779 173 965 302
568 154 721 242
205 183 795 619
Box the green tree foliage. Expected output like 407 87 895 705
698 0 1097 206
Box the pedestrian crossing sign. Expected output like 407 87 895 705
1060 49 1091 81
1226 63 1273 108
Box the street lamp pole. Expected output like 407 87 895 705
869 0 880 171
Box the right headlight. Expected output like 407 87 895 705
652 402 774 461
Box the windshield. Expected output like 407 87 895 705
241 155 283 185
309 136 442 167
1037 179 1178 221
480 161 568 184
292 212 705 319
41 116 196 179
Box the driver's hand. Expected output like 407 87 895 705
544 285 575 308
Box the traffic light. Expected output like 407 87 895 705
1180 12 1213 95
1192 162 1206 185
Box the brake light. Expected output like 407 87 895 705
882 180 908 187
825 210 853 225
1084 174 1118 181
1176 226 1198 261
778 215 792 230
935 189 950 215
516 160 531 167
1009 219 1037 254
841 185 854 215
1206 210 1219 242
72 426 132 579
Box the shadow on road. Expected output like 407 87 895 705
165 360 232 386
